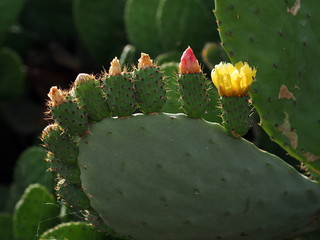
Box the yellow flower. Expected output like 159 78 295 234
211 61 256 97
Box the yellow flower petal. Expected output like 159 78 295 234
211 61 256 97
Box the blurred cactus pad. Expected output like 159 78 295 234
41 34 320 240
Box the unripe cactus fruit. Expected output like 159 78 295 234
46 152 81 184
132 53 166 113
211 62 256 137
47 86 88 136
41 124 78 164
102 57 136 117
177 47 210 119
55 178 91 212
73 73 110 122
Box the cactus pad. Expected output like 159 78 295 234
39 222 106 240
13 184 59 240
214 0 320 175
77 113 320 240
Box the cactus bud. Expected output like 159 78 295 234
211 62 256 97
109 57 122 76
138 53 154 69
48 87 88 136
179 46 201 74
177 47 209 119
74 73 95 87
48 86 66 107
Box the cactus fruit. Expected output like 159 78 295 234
13 184 59 240
73 73 110 122
41 124 78 164
177 47 210 118
211 61 256 137
47 86 88 136
132 53 166 113
214 0 320 176
42 48 320 240
102 57 137 117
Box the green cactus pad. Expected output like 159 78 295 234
0 213 13 240
74 77 110 122
0 185 9 211
0 48 25 99
178 73 209 118
5 146 53 212
120 44 137 69
157 0 216 53
133 66 166 113
50 96 88 136
214 0 320 176
124 0 163 56
13 184 60 240
155 51 181 65
42 124 78 164
54 177 106 231
202 82 221 123
39 222 106 240
77 113 320 240
73 0 126 64
220 96 251 137
201 42 229 70
102 73 136 117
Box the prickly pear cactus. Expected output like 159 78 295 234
214 0 320 177
42 48 320 240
